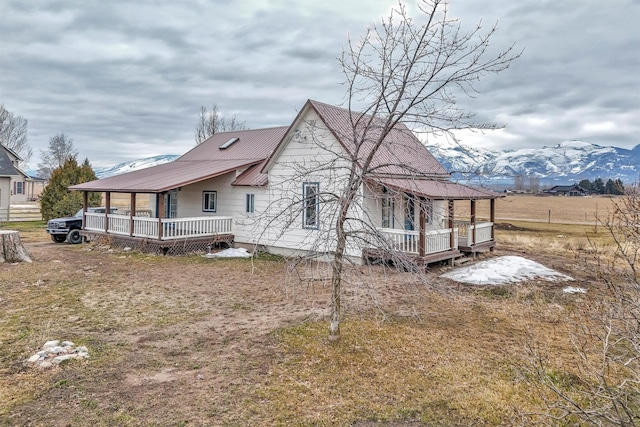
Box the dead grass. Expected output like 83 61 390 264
494 194 619 224
0 205 621 426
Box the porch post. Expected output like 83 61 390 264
490 198 496 240
129 193 136 237
157 192 165 240
470 199 477 246
418 199 426 257
448 200 454 249
105 192 111 233
82 191 88 229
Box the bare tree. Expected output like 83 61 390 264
326 0 520 339
195 105 247 144
38 133 78 179
252 0 520 340
0 104 32 167
527 187 639 426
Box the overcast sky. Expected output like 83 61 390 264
1 0 638 169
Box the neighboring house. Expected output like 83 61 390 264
71 100 500 265
0 145 31 220
543 184 589 196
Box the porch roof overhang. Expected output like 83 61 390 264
372 177 501 200
70 159 261 193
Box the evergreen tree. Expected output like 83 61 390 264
578 179 591 191
40 157 101 220
608 178 625 195
593 177 606 194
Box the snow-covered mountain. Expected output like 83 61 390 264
91 140 638 186
95 154 179 178
425 140 639 184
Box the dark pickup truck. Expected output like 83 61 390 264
46 207 116 244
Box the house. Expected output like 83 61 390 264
543 184 588 196
70 100 500 265
0 145 31 220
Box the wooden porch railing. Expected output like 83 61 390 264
453 221 493 246
84 213 233 240
377 227 458 255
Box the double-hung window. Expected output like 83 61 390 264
202 191 217 212
14 182 24 195
246 194 255 214
423 198 433 224
381 187 394 228
302 182 320 229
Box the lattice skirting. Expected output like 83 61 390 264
81 231 234 255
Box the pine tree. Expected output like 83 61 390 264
578 179 591 192
40 157 101 220
593 177 606 194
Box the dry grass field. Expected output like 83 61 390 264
0 195 634 426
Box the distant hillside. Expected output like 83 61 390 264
95 154 179 178
425 140 639 185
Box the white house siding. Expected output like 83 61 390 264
362 184 448 232
176 171 270 246
9 176 28 203
261 110 364 260
0 178 10 213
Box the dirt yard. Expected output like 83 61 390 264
0 221 619 426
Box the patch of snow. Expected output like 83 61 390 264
563 286 587 294
204 248 252 258
441 256 573 285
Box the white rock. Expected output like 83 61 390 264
37 350 48 357
39 361 53 369
76 352 89 359
52 354 75 364
43 340 59 349
74 346 88 354
61 341 75 347
49 346 68 354
28 354 41 363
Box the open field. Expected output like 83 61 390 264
495 194 618 224
0 196 632 426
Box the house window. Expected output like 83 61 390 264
302 182 320 229
422 198 433 224
246 194 255 213
202 191 217 212
14 182 24 195
381 187 394 228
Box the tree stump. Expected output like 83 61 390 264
0 230 32 263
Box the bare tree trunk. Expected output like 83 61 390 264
0 230 32 263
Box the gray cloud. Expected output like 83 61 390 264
0 0 637 169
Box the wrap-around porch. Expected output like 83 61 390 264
364 179 498 266
78 191 234 254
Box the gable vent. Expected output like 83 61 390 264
219 137 239 150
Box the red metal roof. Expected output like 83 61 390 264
179 127 288 161
373 177 500 200
231 160 268 187
71 127 288 193
308 100 450 178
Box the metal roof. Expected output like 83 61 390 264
231 161 268 187
373 177 501 200
178 127 287 161
71 127 288 193
308 100 451 178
